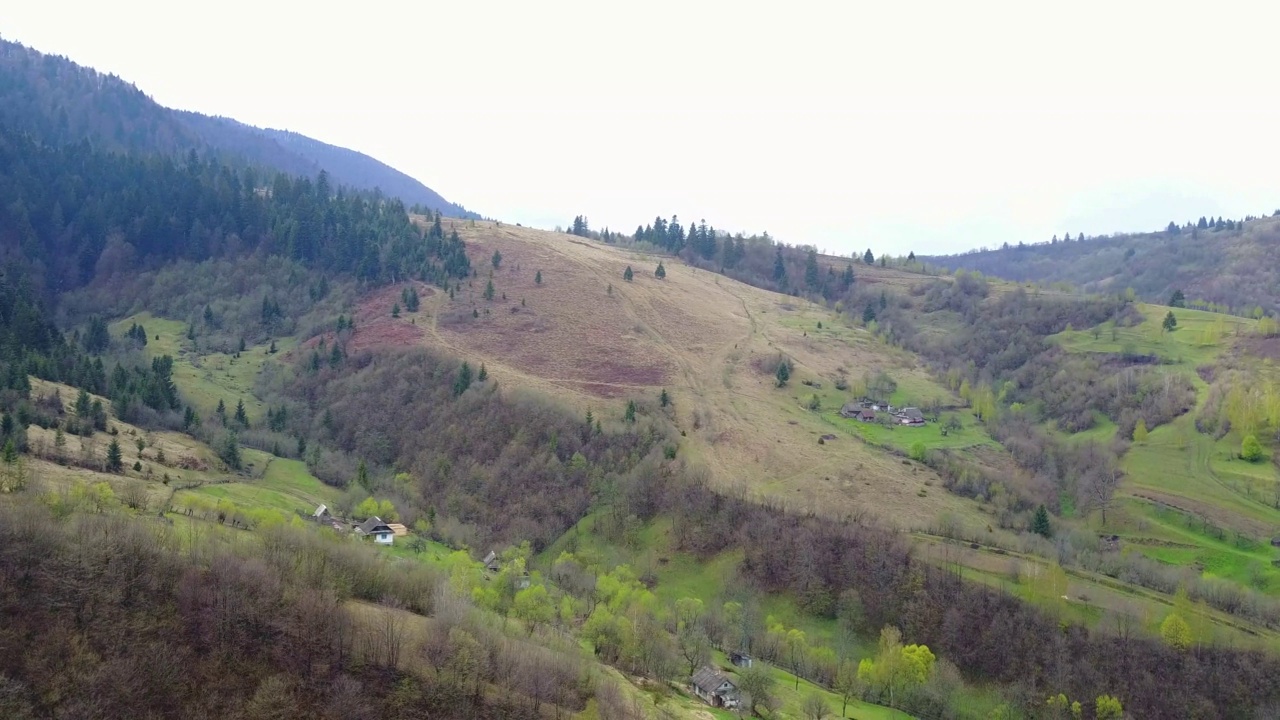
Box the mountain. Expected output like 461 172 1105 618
922 215 1280 315
0 37 476 217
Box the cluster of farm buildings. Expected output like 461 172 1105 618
309 504 405 544
838 399 926 426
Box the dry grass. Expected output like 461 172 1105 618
401 220 978 529
22 378 234 511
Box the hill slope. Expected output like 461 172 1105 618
0 37 476 217
923 216 1280 314
368 220 985 529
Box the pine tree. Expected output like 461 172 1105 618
863 248 874 265
804 249 820 290
392 303 401 317
220 433 242 470
863 304 877 324
1032 504 1052 537
660 389 670 407
907 251 916 261
483 280 495 301
842 264 855 288
775 360 791 387
624 400 637 423
106 438 124 473
477 363 488 382
623 266 634 282
492 250 503 268
1169 289 1186 308
585 408 594 426
655 261 666 279
269 340 277 354
1163 311 1178 333
1 439 16 464
453 362 473 396
238 337 246 352
535 270 543 285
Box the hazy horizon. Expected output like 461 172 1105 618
5 1 1279 256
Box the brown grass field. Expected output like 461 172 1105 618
390 219 979 529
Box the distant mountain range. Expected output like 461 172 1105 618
0 37 477 218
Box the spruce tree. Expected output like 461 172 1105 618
106 438 123 473
773 247 786 281
234 399 249 428
477 363 488 382
1163 311 1178 333
863 248 874 265
392 303 401 317
660 388 670 407
535 270 542 285
624 266 634 281
492 250 503 268
624 400 637 423
775 360 791 387
1032 504 1052 537
1 439 16 464
655 261 666 279
453 362 473 396
484 280 495 301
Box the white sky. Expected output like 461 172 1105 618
4 0 1280 255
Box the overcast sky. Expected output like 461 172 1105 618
4 1 1279 255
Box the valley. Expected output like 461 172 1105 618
3 35 1280 718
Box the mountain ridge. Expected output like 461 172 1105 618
0 37 477 217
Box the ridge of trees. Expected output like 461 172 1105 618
0 37 477 217
925 214 1280 316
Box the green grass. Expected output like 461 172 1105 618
1123 415 1280 534
110 312 295 423
174 455 337 518
260 457 341 508
824 410 992 455
1051 302 1256 368
1116 500 1280 593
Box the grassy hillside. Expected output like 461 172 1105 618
401 219 984 530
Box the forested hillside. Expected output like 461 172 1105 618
922 215 1280 315
0 38 476 217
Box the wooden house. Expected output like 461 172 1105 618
691 666 738 708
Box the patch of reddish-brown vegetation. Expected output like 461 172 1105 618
554 381 632 399
346 283 433 352
1238 335 1280 361
290 282 433 360
434 232 674 391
